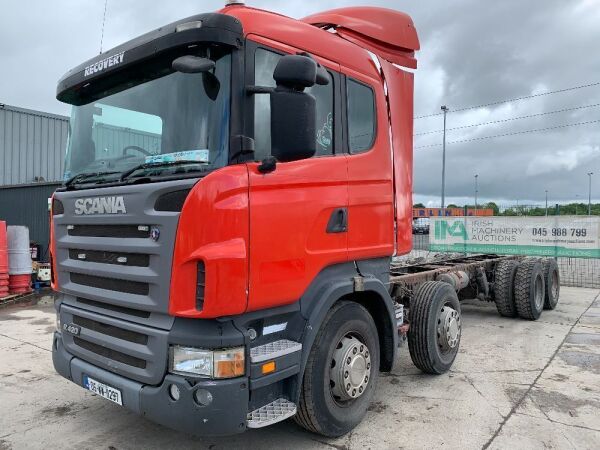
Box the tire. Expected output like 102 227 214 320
493 260 519 317
408 281 461 374
542 258 560 310
295 301 380 437
514 258 545 320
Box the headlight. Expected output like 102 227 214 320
56 310 61 331
170 345 245 379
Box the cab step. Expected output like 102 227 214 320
250 339 302 363
247 398 297 428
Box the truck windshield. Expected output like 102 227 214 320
63 52 231 186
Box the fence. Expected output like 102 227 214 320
410 220 600 289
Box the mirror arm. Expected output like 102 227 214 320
230 135 255 163
246 85 275 95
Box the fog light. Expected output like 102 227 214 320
193 389 213 407
168 384 181 401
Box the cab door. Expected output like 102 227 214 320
343 68 395 260
246 38 348 312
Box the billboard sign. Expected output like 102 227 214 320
430 216 600 258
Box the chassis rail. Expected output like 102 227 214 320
389 254 520 302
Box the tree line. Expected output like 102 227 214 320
413 202 600 216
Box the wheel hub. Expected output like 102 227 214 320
330 336 371 401
438 306 460 351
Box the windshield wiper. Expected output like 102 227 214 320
119 160 207 182
64 171 121 189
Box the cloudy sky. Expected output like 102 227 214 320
1 0 598 205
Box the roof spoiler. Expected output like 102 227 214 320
302 7 419 69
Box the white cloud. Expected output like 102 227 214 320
526 145 598 176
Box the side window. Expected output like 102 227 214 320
254 48 334 160
347 79 376 153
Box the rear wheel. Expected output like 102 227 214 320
514 258 545 320
542 258 560 310
493 260 519 317
295 301 380 437
408 281 461 374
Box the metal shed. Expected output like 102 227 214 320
0 103 68 185
0 103 68 258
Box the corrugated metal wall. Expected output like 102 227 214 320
93 123 161 158
0 104 68 186
0 183 60 259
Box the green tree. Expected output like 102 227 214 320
485 202 500 215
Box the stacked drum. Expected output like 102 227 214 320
0 221 9 297
7 226 32 294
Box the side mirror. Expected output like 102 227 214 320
270 89 316 162
273 54 317 89
172 55 215 73
172 55 220 100
270 55 317 162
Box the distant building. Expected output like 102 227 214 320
0 103 68 258
413 207 494 218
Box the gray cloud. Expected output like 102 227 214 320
0 0 598 203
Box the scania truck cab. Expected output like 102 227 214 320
51 2 423 437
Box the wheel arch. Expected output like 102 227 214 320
296 261 397 402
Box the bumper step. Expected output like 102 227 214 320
247 398 297 428
250 339 302 363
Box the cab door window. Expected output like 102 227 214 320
254 48 334 160
347 78 376 153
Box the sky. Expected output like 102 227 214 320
1 0 599 206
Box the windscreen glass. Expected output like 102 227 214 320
63 52 231 185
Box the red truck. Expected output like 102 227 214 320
50 1 560 437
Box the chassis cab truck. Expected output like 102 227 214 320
51 2 427 436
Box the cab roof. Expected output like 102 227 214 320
223 4 419 70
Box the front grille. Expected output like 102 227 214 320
68 224 150 238
72 315 148 344
154 189 191 212
70 273 149 295
76 297 151 318
73 336 147 369
69 249 150 267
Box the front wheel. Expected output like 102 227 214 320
295 301 380 437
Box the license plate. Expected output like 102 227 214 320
83 375 123 406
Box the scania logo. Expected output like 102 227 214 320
74 196 127 215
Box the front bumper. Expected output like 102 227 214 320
53 332 249 436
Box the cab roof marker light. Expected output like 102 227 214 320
175 21 203 33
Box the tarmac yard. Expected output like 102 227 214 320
1 288 599 450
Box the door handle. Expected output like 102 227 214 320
326 208 348 233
